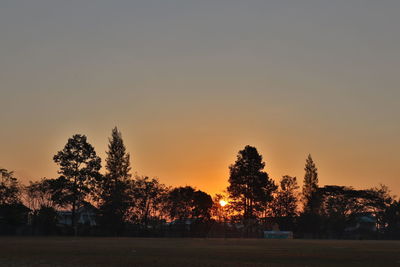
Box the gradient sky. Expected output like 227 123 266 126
1 1 399 196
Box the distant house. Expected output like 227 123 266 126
344 213 377 239
57 204 97 227
264 231 293 239
345 213 376 233
168 218 197 231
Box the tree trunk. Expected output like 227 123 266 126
72 175 78 237
72 199 77 236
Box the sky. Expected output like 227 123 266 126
1 0 399 196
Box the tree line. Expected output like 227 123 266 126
1 128 399 238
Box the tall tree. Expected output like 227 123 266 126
227 145 277 220
302 154 319 214
53 134 101 235
105 127 131 183
271 175 299 218
98 127 132 234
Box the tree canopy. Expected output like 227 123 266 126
227 145 277 220
53 134 101 233
0 168 20 205
167 186 213 221
98 127 132 234
302 154 319 214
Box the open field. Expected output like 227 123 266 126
0 237 399 267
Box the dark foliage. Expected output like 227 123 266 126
53 134 101 235
302 154 319 214
227 145 277 220
1 135 399 239
97 127 132 235
167 186 213 221
270 175 299 230
129 176 168 225
0 168 20 205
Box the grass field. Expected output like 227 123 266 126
0 237 399 266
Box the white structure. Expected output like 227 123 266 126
57 205 97 227
264 231 293 239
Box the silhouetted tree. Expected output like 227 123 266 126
167 186 213 221
317 186 364 237
367 184 394 232
192 190 214 220
227 145 277 220
24 178 60 235
24 178 57 211
98 127 132 235
385 200 400 238
0 169 29 235
47 176 75 209
314 185 390 238
302 154 319 214
210 194 229 222
129 176 169 226
268 176 299 231
271 176 299 217
0 168 20 205
53 134 101 235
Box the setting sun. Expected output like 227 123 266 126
219 200 228 207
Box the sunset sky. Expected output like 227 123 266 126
1 1 399 196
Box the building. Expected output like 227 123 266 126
57 204 97 227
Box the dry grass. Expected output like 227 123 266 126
0 237 399 266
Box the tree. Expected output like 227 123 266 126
0 168 20 205
211 194 229 222
167 186 213 221
367 184 394 232
105 127 131 183
53 134 101 235
316 186 366 237
0 168 30 235
192 190 214 220
98 127 132 234
271 175 299 218
47 176 76 209
227 145 277 221
302 154 319 214
24 178 57 211
24 178 60 235
385 200 400 238
269 176 299 231
129 176 169 226
310 185 394 238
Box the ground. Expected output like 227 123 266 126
0 237 399 266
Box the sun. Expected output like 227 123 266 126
219 200 228 207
